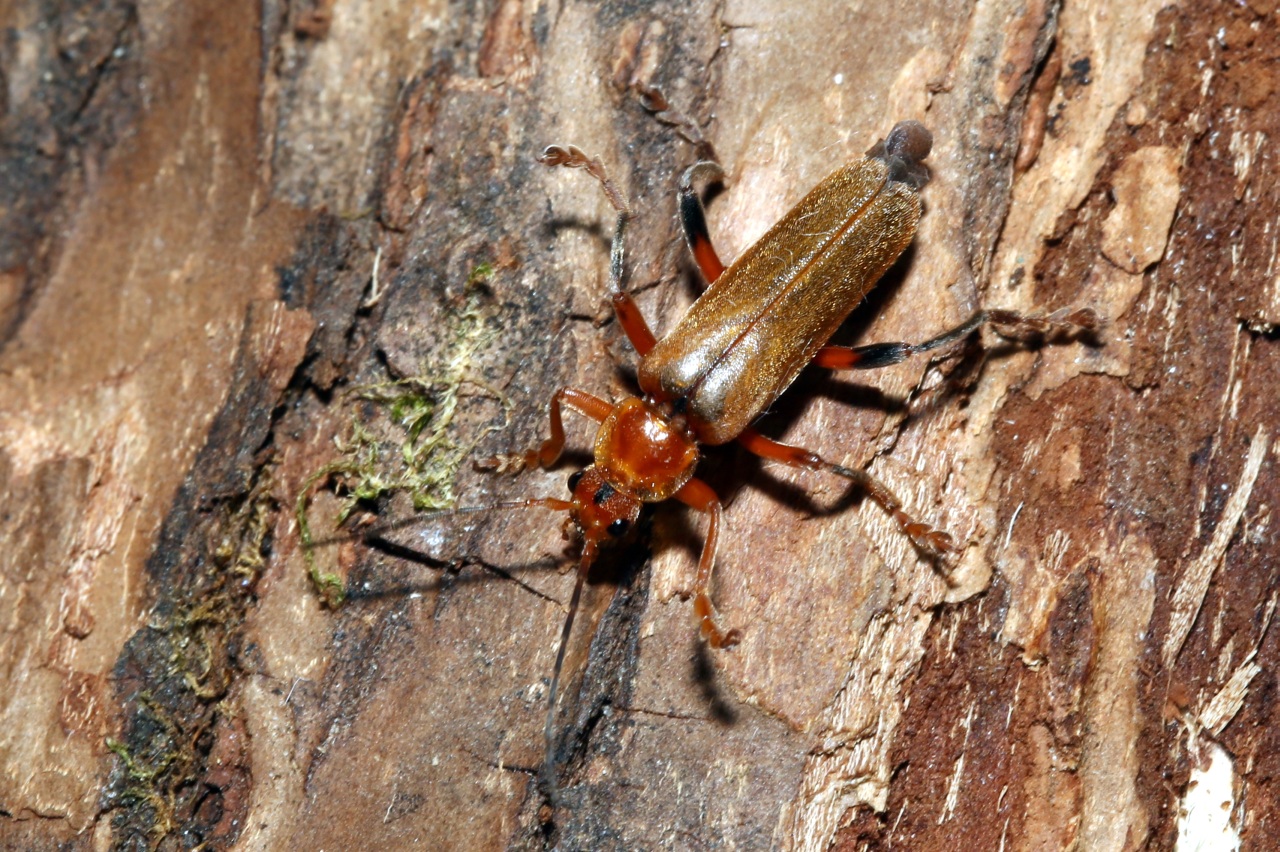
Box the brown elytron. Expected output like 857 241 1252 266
639 130 928 444
479 111 1098 798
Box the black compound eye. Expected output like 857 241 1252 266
567 470 584 491
606 518 631 538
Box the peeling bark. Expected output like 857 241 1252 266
1 1 1277 850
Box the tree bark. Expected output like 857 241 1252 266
2 1 1277 850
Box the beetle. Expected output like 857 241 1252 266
477 101 1097 796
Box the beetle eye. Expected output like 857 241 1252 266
606 518 631 538
567 470 584 491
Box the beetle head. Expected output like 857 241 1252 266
565 465 642 551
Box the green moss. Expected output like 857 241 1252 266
107 474 276 847
298 269 509 606
106 696 185 844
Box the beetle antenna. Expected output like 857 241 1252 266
539 541 597 807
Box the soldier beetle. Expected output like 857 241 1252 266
470 94 1099 799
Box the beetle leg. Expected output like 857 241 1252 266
477 387 614 474
679 161 728 284
812 307 1101 370
673 477 742 649
984 307 1101 340
736 428 956 557
635 83 716 161
633 83 728 285
539 144 660 357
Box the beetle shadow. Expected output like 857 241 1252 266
699 445 876 522
691 637 739 725
542 215 614 299
316 463 661 609
339 537 565 603
303 506 570 605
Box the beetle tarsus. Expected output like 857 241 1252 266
635 82 717 162
695 593 742 649
474 451 534 475
538 145 631 215
538 145 657 353
899 518 957 558
986 307 1103 342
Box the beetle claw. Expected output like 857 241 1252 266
475 452 530 475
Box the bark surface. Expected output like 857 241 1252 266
1 1 1277 850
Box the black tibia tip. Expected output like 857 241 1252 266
867 120 933 190
852 341 911 368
